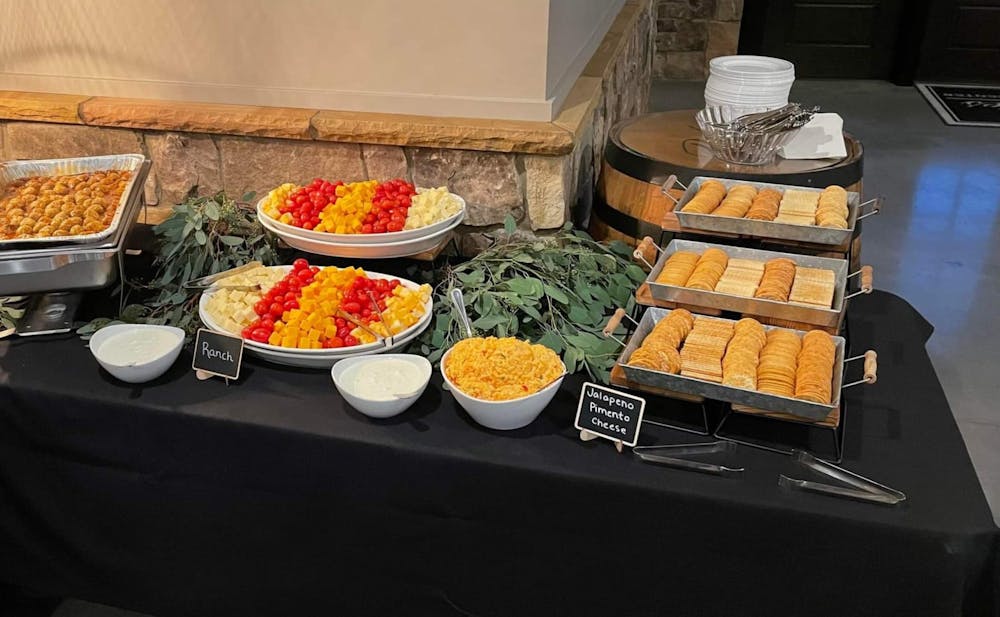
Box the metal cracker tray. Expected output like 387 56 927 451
0 154 147 247
669 176 879 246
0 159 150 295
619 307 846 421
645 239 851 328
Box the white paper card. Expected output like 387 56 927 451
778 113 847 160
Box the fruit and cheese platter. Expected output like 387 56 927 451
198 258 432 368
257 178 465 258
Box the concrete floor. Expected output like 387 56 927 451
651 79 1000 523
33 79 1000 617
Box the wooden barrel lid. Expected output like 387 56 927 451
607 110 864 187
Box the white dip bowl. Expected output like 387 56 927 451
90 324 185 384
331 354 432 418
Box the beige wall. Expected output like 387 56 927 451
1 0 621 121
546 0 625 100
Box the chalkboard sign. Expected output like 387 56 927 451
575 382 645 447
192 328 244 381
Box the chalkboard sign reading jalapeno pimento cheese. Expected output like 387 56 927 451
575 382 645 447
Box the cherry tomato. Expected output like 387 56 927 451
329 336 345 348
390 279 401 289
309 266 320 274
296 269 313 282
337 326 351 338
373 222 387 233
335 317 347 327
361 224 373 234
269 302 284 318
343 301 362 314
375 279 389 292
287 278 301 291
292 258 308 271
344 335 358 347
387 221 404 232
361 308 371 318
283 300 299 311
261 315 274 328
253 300 269 316
251 328 270 343
241 327 253 339
369 313 381 322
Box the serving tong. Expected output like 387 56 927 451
184 261 264 291
779 450 905 506
726 103 819 133
634 440 745 476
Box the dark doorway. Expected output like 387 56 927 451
915 0 1000 82
739 0 1000 83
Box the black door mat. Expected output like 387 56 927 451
917 83 1000 127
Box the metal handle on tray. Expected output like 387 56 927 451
856 197 881 221
842 350 877 388
660 174 685 201
845 265 874 299
633 236 662 270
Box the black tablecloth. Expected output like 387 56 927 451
0 291 996 617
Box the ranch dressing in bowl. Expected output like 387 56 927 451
100 328 182 366
343 358 426 400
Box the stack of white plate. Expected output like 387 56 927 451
198 267 433 368
256 195 465 259
705 55 795 121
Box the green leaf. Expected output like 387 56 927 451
520 303 543 321
504 277 543 298
472 314 508 331
204 201 221 221
513 253 534 263
241 191 256 202
195 230 207 245
219 235 244 247
543 284 570 304
503 214 516 235
457 270 485 285
537 330 563 353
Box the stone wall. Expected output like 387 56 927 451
654 0 743 79
0 0 654 255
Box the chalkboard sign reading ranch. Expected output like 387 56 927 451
192 328 244 381
575 382 645 447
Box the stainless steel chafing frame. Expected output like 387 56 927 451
0 158 151 296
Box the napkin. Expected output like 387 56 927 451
778 113 847 159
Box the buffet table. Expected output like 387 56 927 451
0 289 996 617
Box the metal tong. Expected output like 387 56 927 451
728 103 819 133
779 450 905 506
633 440 745 477
184 261 264 290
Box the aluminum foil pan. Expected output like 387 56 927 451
0 154 147 247
618 307 846 421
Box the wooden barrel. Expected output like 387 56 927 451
590 110 865 247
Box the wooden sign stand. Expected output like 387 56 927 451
579 429 624 453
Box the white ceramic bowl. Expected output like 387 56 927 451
440 348 565 431
89 324 185 383
257 194 466 245
331 354 431 418
258 212 461 259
